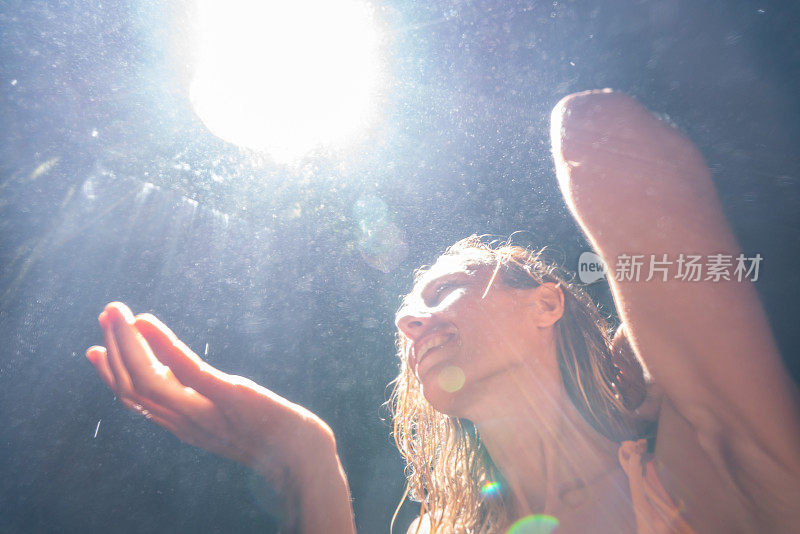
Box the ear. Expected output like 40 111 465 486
531 282 565 327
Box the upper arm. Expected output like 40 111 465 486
551 90 800 509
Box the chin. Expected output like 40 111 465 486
422 388 459 415
420 368 471 418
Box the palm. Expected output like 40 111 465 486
85 302 330 487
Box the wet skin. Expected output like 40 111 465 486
87 90 800 533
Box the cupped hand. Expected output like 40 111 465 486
85 302 336 491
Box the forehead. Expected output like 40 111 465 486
412 254 492 292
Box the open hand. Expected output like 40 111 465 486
85 302 336 491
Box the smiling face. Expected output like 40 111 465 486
390 238 639 534
395 253 563 417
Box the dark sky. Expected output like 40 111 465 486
1 0 799 532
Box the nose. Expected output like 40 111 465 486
395 305 433 340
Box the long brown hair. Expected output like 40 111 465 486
389 235 648 533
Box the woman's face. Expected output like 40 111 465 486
395 254 560 417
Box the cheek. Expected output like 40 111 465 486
461 311 530 366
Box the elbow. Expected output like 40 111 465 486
550 89 710 205
550 89 638 187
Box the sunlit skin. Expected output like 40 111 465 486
396 258 637 531
552 91 800 533
396 258 562 416
85 304 356 533
86 90 800 533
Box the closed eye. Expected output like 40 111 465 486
430 280 463 304
435 281 459 294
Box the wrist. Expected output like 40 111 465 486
285 445 355 534
292 436 344 490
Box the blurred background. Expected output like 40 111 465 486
1 0 799 532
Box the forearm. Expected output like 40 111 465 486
283 448 356 534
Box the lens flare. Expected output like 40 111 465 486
437 365 465 393
506 515 560 534
480 481 502 498
354 194 408 273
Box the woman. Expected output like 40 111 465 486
391 235 654 532
86 91 800 533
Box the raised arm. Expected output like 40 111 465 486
86 302 356 534
551 90 800 527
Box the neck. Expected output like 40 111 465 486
467 359 623 518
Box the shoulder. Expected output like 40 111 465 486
406 513 431 534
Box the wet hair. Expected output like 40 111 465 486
389 235 649 533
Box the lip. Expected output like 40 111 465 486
410 329 457 378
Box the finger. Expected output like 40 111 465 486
86 345 117 392
105 303 219 417
105 302 170 387
100 305 137 398
95 313 213 426
97 306 241 454
134 313 232 401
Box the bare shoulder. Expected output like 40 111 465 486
552 90 800 529
406 513 430 534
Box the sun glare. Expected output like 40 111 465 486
189 0 387 163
